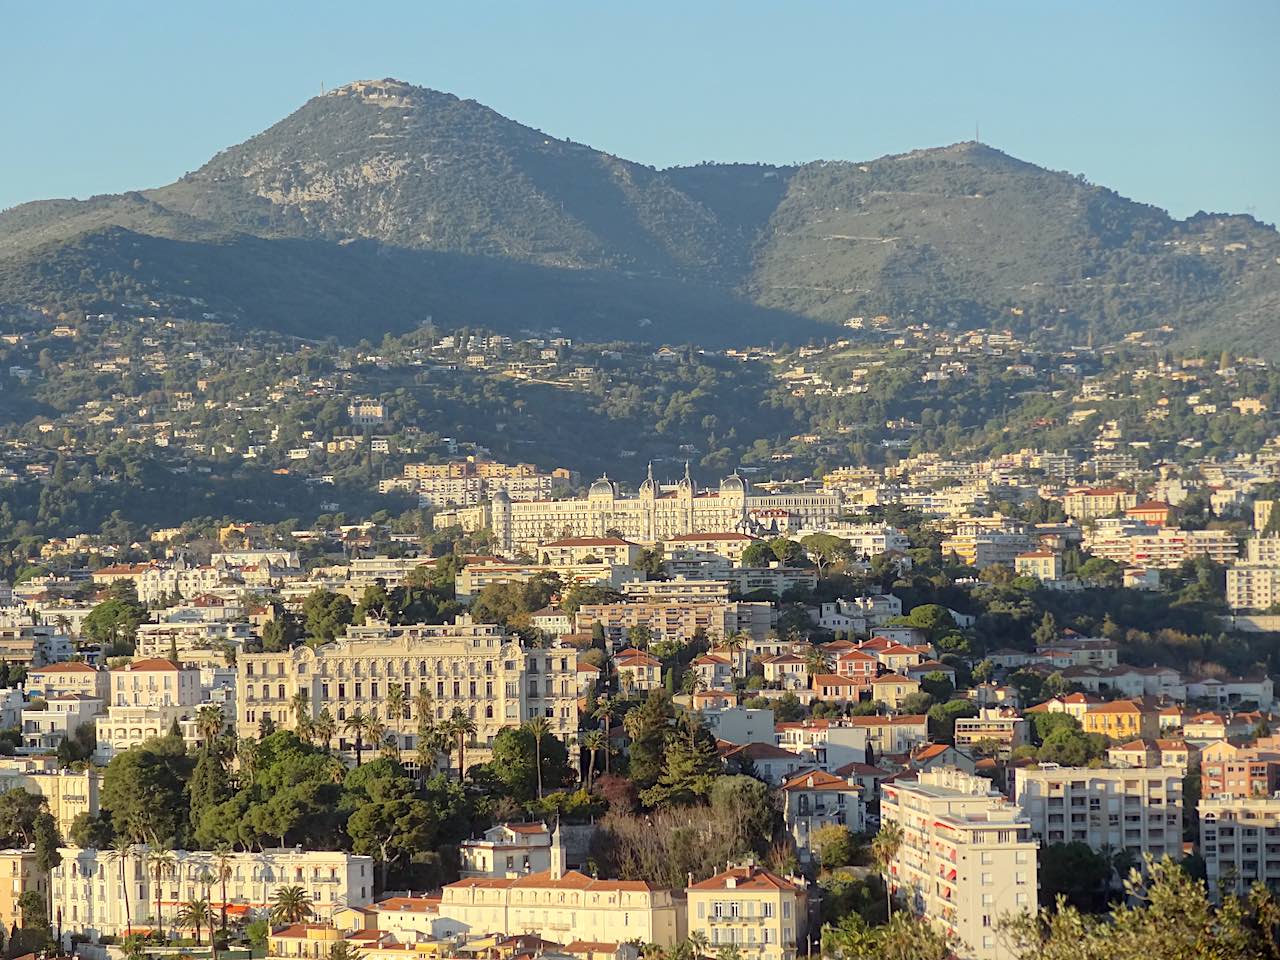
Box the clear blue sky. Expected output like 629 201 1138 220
4 1 1278 224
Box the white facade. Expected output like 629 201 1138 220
52 846 374 944
1012 765 1183 860
881 768 1038 960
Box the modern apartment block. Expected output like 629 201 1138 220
1012 765 1182 859
235 616 578 774
1200 796 1280 898
881 767 1038 960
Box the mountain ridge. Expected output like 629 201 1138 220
2 78 1277 352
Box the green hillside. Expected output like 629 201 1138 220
1 79 1277 352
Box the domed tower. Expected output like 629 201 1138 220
719 471 749 529
639 461 657 499
638 462 658 542
675 461 696 535
588 474 618 501
490 487 513 554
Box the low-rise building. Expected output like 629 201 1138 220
460 823 553 878
780 770 864 861
686 863 809 960
52 846 374 944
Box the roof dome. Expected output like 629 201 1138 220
588 474 618 500
720 472 748 496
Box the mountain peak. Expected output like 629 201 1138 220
325 77 434 109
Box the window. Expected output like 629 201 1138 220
981 873 993 885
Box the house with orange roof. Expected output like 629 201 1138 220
810 674 866 704
867 673 921 710
906 742 975 775
761 653 808 690
833 649 878 682
692 652 735 690
686 863 809 960
1080 699 1159 740
720 741 804 784
612 649 662 693
460 823 555 878
780 769 865 859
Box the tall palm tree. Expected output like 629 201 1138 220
447 708 477 781
106 837 135 937
871 821 904 918
361 715 387 758
592 696 617 774
289 690 312 741
687 931 710 959
270 885 314 924
147 842 175 937
385 684 407 730
343 712 367 765
314 709 337 754
236 739 258 785
176 898 214 945
212 844 234 934
582 729 605 791
525 716 552 800
413 689 436 783
722 631 749 676
195 704 225 751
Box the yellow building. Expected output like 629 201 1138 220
0 849 46 934
686 863 808 960
1081 700 1159 740
0 761 99 838
269 923 344 959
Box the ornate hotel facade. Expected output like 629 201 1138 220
487 466 844 553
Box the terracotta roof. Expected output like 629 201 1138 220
374 896 439 913
503 822 551 835
688 864 801 891
31 662 97 674
722 741 802 761
448 868 663 893
811 673 861 687
112 658 181 672
781 769 860 792
563 943 622 955
870 672 916 685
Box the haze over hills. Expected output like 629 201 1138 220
2 78 1277 351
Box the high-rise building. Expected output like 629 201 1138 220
881 767 1038 960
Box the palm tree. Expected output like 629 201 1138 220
212 844 234 934
722 630 749 676
871 821 904 918
314 709 337 754
147 842 175 937
270 885 314 924
682 670 707 696
385 684 407 729
176 898 214 945
236 739 258 785
640 944 667 960
592 696 617 774
327 943 366 960
289 690 312 741
106 837 135 937
361 714 387 758
447 708 477 781
803 644 829 683
195 705 225 749
687 931 710 959
343 712 367 765
525 716 552 799
582 729 605 790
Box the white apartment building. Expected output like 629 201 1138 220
460 822 553 878
881 768 1038 960
22 694 101 752
1227 564 1280 612
1246 536 1280 564
52 846 374 945
236 617 577 774
1012 765 1182 860
780 769 865 862
1085 526 1240 569
95 658 206 761
1201 795 1280 898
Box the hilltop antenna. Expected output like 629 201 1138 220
321 81 326 95
975 121 980 144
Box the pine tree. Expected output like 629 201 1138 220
640 713 719 808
